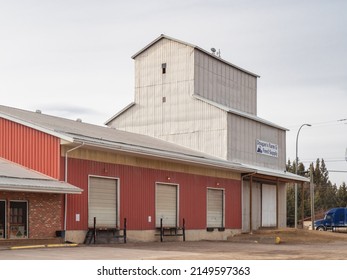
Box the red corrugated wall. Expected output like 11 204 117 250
63 157 242 231
0 118 61 179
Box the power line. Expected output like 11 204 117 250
286 118 347 129
301 159 346 163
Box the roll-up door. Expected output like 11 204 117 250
155 183 178 227
261 184 277 227
89 177 118 228
207 188 224 228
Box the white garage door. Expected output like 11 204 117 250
207 188 224 228
261 184 277 227
89 177 118 228
155 183 178 227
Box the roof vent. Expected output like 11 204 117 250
35 109 42 114
76 118 82 122
211 47 221 58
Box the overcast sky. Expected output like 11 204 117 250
1 0 346 185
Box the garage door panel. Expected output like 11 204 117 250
89 177 118 228
156 184 177 227
262 184 276 227
207 188 224 228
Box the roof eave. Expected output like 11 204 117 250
72 137 255 174
193 94 288 131
0 112 74 143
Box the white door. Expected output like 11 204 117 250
155 183 178 227
207 188 224 228
89 177 118 228
261 184 277 227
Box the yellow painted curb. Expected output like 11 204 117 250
10 245 46 250
10 243 78 250
46 243 78 248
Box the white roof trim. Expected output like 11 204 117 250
193 94 288 131
0 112 74 143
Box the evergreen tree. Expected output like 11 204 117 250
337 182 347 207
286 157 345 227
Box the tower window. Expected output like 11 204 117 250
162 63 167 74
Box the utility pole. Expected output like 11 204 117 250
310 164 315 230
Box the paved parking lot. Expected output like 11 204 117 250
1 239 347 260
2 229 347 260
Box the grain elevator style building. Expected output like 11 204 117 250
0 35 308 244
106 34 308 233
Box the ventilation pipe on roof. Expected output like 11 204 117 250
64 142 85 242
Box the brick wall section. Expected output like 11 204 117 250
0 191 64 239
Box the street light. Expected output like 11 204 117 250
295 123 311 229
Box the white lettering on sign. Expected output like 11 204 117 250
256 139 278 158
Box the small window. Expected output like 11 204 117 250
162 63 167 74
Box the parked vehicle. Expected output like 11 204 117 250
314 208 347 231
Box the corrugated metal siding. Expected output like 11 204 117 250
277 182 287 228
194 50 257 115
0 118 60 179
227 114 286 170
108 38 229 160
63 157 242 231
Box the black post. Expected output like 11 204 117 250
182 218 186 242
123 218 127 244
160 218 163 242
93 217 96 244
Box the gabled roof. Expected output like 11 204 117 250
192 94 288 131
0 158 82 194
0 104 252 173
132 34 260 78
0 104 308 183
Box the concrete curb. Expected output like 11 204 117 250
10 243 78 250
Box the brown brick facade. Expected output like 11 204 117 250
0 191 64 239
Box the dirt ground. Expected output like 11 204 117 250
106 228 347 260
2 228 347 260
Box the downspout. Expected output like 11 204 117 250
241 172 257 233
64 143 84 241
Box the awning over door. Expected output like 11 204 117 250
0 158 82 194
